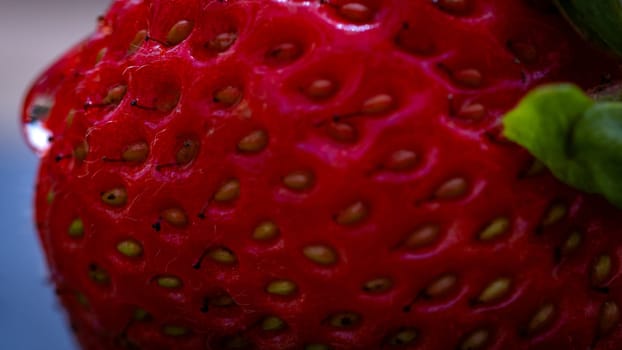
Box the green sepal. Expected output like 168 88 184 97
503 84 622 208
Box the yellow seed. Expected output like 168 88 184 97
211 294 236 307
328 312 361 328
303 245 338 265
335 201 368 225
101 187 128 207
88 265 109 284
214 179 240 202
338 3 374 23
591 254 612 287
68 218 84 237
208 247 237 265
116 239 143 257
478 277 511 303
214 86 242 106
598 301 620 337
162 325 189 337
385 149 417 171
73 141 89 161
102 85 127 105
283 171 315 191
454 69 483 88
176 139 200 165
560 231 582 256
388 328 418 345
435 177 468 199
76 292 89 307
157 276 182 289
166 20 194 46
306 79 336 99
362 94 394 114
122 141 149 162
133 308 149 321
205 32 237 52
460 328 489 350
362 277 393 293
478 217 510 241
526 303 556 336
426 274 457 298
46 190 55 204
262 316 286 331
237 130 268 153
128 30 147 54
404 224 440 248
266 280 297 296
305 345 330 350
541 202 567 227
253 221 280 241
95 47 107 63
162 207 188 227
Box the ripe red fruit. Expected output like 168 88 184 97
21 1 622 349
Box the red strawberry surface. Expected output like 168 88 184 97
21 0 622 349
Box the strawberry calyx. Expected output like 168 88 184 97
503 83 622 208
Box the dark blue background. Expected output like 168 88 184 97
0 1 108 348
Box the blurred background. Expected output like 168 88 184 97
0 1 108 348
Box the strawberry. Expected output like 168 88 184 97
20 0 622 349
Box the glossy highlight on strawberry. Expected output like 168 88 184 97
20 0 622 349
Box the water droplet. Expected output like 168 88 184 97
24 120 53 155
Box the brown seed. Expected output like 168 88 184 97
385 149 417 171
253 221 280 241
362 277 393 293
437 0 470 13
214 86 242 106
459 328 489 350
454 69 483 88
128 30 147 54
404 224 440 248
266 42 301 64
207 247 237 265
103 85 127 105
262 316 286 331
162 207 188 227
303 245 338 265
205 32 237 53
101 187 127 207
237 130 268 153
176 139 200 165
338 3 374 23
541 202 567 227
327 121 357 143
283 170 314 191
478 217 510 241
95 48 107 63
335 201 368 225
458 103 486 121
162 325 189 337
362 94 394 114
478 277 511 304
122 141 149 162
157 275 182 289
166 20 194 45
425 274 458 298
560 231 582 256
526 303 556 336
435 177 468 199
591 254 613 287
306 79 336 99
598 301 620 337
155 89 181 113
73 141 89 161
214 179 240 202
327 312 361 328
266 280 297 296
387 328 418 345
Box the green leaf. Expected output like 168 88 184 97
503 84 622 208
555 0 622 56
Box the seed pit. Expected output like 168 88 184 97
265 42 303 65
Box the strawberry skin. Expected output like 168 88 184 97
21 0 622 349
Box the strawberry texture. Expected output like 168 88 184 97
20 0 622 349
